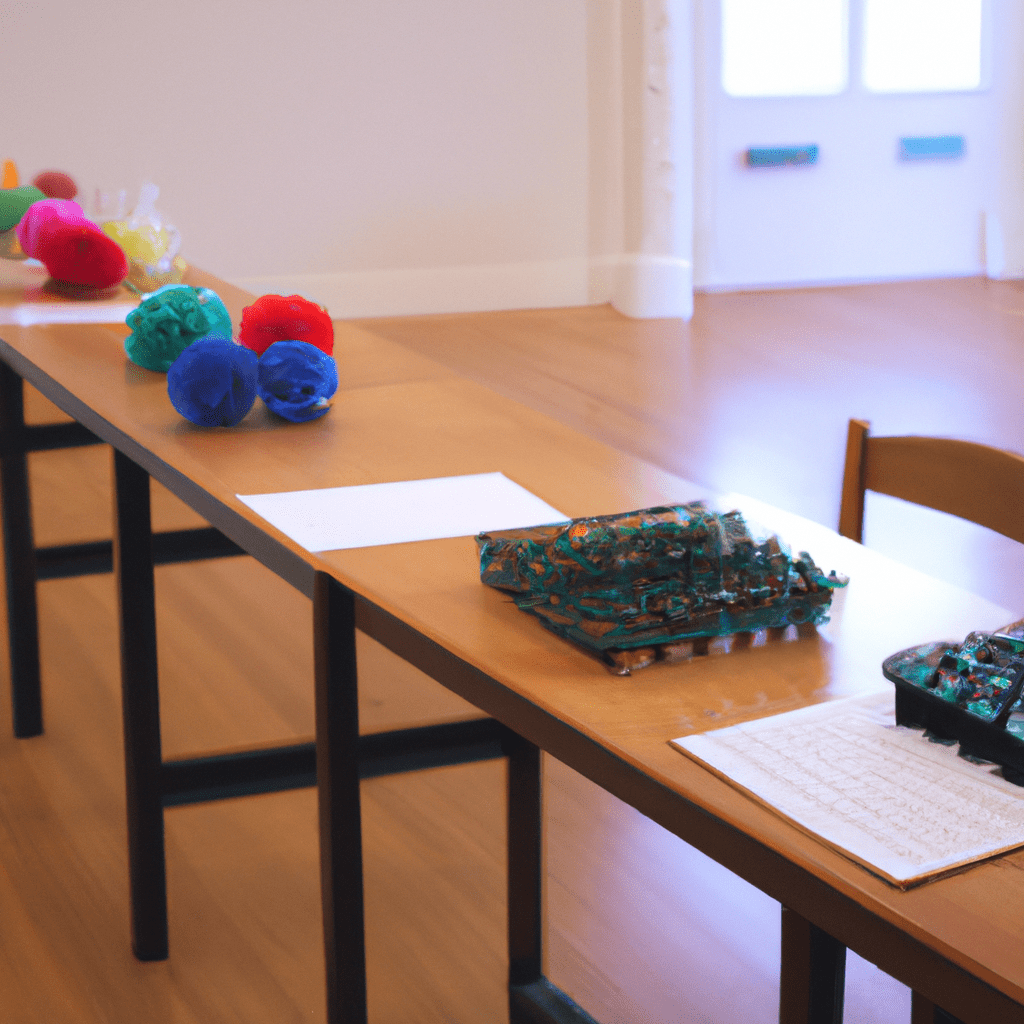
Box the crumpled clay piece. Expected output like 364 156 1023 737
32 170 78 200
0 185 46 234
238 294 333 356
16 198 128 288
258 340 338 422
124 284 233 372
167 337 257 427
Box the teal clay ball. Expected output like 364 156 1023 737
125 284 233 372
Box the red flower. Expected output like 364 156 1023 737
238 294 334 356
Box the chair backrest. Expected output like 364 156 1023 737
838 418 1024 545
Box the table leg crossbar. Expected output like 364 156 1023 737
4 365 968 1024
315 571 597 1024
0 365 245 737
108 448 593 1022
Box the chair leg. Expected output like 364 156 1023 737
0 362 43 737
112 450 168 961
838 418 870 543
779 907 846 1024
314 573 367 1024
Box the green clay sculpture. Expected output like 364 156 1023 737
477 501 848 674
124 283 233 372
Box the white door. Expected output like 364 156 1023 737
694 0 1004 289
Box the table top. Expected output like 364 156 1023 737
1 267 1020 1023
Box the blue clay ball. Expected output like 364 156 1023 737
258 340 338 422
167 336 258 427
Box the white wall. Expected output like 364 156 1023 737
6 0 592 316
589 0 696 320
992 0 1024 278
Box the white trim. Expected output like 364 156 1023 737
234 255 696 321
610 254 695 319
232 259 590 319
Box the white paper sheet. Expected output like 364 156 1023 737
0 302 138 326
673 692 1024 887
237 472 567 552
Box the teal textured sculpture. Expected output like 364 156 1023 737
477 502 848 673
124 284 233 372
883 620 1024 783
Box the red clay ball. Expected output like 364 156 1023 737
32 170 78 201
238 294 334 356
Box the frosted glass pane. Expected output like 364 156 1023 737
863 0 982 92
722 0 848 97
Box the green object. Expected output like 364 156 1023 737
883 622 1024 782
477 502 848 669
0 186 45 233
124 284 233 372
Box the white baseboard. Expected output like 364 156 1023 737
233 258 590 319
609 254 694 320
233 253 695 320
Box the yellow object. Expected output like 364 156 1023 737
124 254 188 296
1 160 18 188
102 219 171 266
0 227 25 260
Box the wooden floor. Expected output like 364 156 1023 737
3 276 1022 1023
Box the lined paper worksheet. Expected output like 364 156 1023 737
673 691 1024 887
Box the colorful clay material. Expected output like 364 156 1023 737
125 284 233 372
167 337 257 427
258 340 338 422
16 199 128 288
0 185 46 233
1 160 17 189
32 170 78 200
239 294 334 356
101 183 186 294
883 620 1024 783
478 502 848 674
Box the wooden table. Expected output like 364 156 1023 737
0 265 1021 1024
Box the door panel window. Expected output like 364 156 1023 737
721 0 848 96
721 0 984 97
862 0 983 92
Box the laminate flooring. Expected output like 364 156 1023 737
4 277 1023 1023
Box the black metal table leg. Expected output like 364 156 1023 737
506 737 599 1024
780 907 846 1024
507 734 542 997
113 449 168 961
314 573 367 1024
0 362 43 737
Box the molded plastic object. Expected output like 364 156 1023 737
899 135 964 161
746 145 818 167
258 340 338 422
124 284 233 372
239 294 334 356
16 199 128 288
167 337 258 427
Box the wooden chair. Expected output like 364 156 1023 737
838 417 1024 546
827 417 1024 1024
